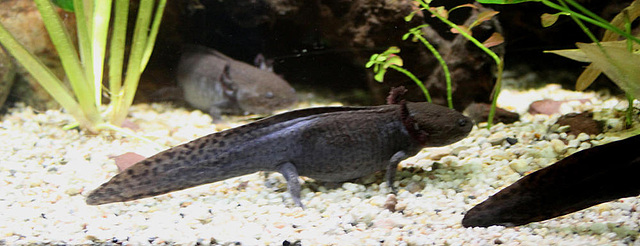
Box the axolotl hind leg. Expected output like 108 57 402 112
277 162 305 208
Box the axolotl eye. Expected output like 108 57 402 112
457 118 470 127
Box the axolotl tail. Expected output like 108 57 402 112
86 130 265 205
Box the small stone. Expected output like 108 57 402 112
488 132 507 145
549 139 566 154
383 194 398 212
509 159 531 174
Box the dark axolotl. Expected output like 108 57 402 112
177 45 297 117
86 96 472 207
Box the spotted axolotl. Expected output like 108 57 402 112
177 45 297 118
86 94 472 207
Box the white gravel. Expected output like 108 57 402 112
1 85 640 245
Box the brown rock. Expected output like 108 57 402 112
528 99 590 115
554 111 603 136
464 102 519 124
0 48 15 110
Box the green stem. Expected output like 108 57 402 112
625 93 634 128
410 26 453 108
557 0 600 45
541 0 640 44
487 58 504 128
420 1 504 127
389 64 432 102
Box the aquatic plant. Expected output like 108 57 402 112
366 46 433 103
479 0 640 126
367 0 505 128
0 0 167 133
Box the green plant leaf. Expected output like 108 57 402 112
374 70 386 82
482 32 505 48
429 6 449 19
405 11 417 22
449 3 478 14
545 48 591 62
540 12 565 27
52 0 74 12
451 25 471 35
469 10 499 29
576 42 640 98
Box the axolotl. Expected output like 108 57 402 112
86 100 472 207
177 45 297 117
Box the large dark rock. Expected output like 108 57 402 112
159 0 502 109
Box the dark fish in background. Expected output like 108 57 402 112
462 134 640 227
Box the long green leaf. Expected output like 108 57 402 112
33 0 100 123
73 0 91 83
90 0 112 107
576 42 640 99
110 0 154 125
0 22 89 127
108 0 129 109
140 0 167 70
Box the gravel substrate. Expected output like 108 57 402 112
2 84 640 245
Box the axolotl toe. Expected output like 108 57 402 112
86 102 472 207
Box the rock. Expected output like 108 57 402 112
464 102 520 124
554 111 603 136
0 0 77 111
0 48 16 110
111 152 146 172
528 99 590 115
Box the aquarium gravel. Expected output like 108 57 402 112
1 85 640 245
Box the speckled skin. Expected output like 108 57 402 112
86 102 472 206
177 45 297 117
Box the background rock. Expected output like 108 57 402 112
0 0 76 111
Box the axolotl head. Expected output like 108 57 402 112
234 70 298 115
404 102 473 147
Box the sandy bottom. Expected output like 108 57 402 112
1 84 639 245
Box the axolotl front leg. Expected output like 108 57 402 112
277 150 411 208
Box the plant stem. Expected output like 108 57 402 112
410 26 453 108
541 0 640 44
389 64 432 102
420 1 504 127
557 0 600 45
487 57 504 128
